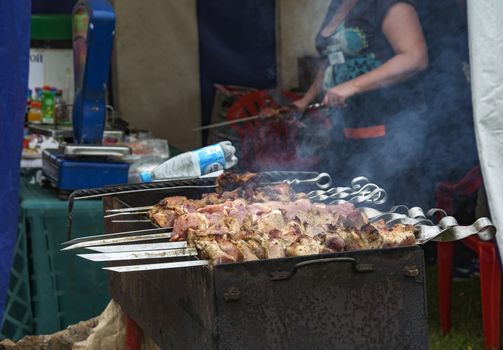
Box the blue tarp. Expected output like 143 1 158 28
196 0 277 143
0 0 31 322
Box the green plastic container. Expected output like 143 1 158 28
41 89 55 124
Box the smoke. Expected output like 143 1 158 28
420 0 478 181
204 0 478 211
269 0 478 210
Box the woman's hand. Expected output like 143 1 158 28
291 98 310 111
323 81 359 108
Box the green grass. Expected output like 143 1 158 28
426 264 503 350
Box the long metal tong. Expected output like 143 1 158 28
193 103 326 131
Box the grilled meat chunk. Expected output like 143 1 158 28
286 237 323 257
147 176 416 266
196 240 237 264
216 172 258 192
234 240 260 261
172 213 208 241
265 239 286 259
256 210 285 233
373 220 416 247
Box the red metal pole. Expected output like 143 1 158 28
124 314 142 350
437 241 455 334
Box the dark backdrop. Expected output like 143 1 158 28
196 0 277 143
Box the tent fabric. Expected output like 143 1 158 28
0 0 31 321
111 0 203 152
467 0 503 261
196 0 277 143
111 0 277 151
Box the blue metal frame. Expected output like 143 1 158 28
72 0 115 144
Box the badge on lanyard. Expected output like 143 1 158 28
329 51 345 65
327 44 345 66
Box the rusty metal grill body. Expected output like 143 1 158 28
103 173 428 350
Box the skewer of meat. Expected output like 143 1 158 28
147 179 416 266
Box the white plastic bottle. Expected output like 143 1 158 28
140 141 238 182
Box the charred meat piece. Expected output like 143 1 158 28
149 210 175 228
323 233 345 252
265 238 286 259
339 228 368 251
158 196 189 207
254 183 296 202
279 221 305 246
234 240 260 261
216 172 259 192
217 239 243 261
245 238 267 259
171 213 208 241
256 210 286 234
330 202 367 229
359 223 384 249
373 220 416 247
149 196 200 228
286 236 323 257
196 240 237 265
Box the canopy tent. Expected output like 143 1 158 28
2 1 503 324
0 0 31 321
468 0 503 261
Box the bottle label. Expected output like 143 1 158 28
194 144 225 175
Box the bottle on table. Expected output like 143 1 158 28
41 86 55 124
140 141 238 182
25 89 32 121
27 101 43 123
34 87 42 101
54 89 69 126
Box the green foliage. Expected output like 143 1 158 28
426 265 502 350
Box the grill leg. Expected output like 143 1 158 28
124 314 142 350
477 241 501 350
437 241 454 334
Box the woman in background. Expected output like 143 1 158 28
294 0 430 208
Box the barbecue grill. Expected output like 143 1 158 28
64 171 495 349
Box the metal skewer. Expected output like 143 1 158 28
62 227 171 248
86 241 187 253
104 211 149 218
106 206 154 213
61 232 173 251
78 248 197 262
102 173 335 216
111 219 152 223
104 260 209 273
62 227 171 247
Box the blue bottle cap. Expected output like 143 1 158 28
140 171 152 183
